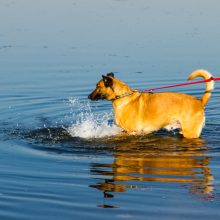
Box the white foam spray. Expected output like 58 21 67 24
67 97 122 138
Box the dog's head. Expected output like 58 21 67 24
88 72 117 101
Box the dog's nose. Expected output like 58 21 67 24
88 93 92 100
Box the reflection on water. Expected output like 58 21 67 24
23 127 215 204
90 136 214 207
15 126 217 210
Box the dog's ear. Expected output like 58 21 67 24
106 72 114 78
102 75 113 87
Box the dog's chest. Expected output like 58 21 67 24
113 106 142 132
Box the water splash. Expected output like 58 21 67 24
67 98 122 138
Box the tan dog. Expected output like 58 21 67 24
88 70 214 138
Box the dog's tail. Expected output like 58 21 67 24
188 69 214 106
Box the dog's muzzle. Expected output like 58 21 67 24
88 91 106 101
88 93 95 100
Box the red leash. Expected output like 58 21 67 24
143 77 220 93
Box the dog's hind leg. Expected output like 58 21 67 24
181 116 205 139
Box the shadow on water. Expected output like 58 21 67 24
20 126 216 208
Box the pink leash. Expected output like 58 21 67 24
143 77 220 93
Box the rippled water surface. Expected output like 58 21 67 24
1 0 220 219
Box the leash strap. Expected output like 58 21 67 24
143 77 220 93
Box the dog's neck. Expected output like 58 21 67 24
112 81 139 106
112 79 132 97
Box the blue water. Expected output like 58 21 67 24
1 0 220 219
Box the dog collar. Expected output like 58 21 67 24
112 90 138 101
